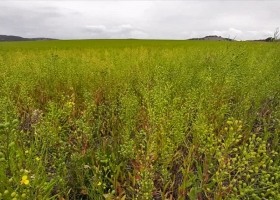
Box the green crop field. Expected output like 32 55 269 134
0 40 280 200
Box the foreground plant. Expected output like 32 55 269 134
0 40 279 199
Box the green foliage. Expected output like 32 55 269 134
0 40 280 199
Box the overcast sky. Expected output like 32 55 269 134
0 1 279 40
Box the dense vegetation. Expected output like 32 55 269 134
0 40 280 200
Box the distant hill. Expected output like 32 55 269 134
187 35 234 41
188 35 280 42
246 37 279 42
1 34 278 42
0 35 57 42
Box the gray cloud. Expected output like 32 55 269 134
142 1 280 40
82 24 149 39
0 3 74 38
0 1 279 40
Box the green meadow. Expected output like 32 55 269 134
0 40 280 200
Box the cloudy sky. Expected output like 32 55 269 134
0 1 279 40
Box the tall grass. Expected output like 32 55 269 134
0 40 280 199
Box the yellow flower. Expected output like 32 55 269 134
97 182 102 186
20 175 29 185
25 150 29 154
35 157 40 161
66 101 75 108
